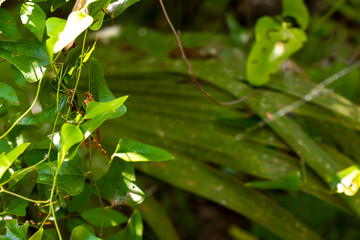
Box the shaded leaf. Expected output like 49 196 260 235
36 154 85 195
282 0 309 29
0 143 30 179
245 171 302 191
81 207 128 227
88 0 111 31
0 220 28 240
0 9 17 40
134 195 180 240
0 41 50 83
51 0 71 12
28 228 43 240
0 82 19 106
108 210 143 240
10 66 26 90
94 160 144 206
2 169 38 216
70 225 100 240
18 97 67 125
112 137 173 162
20 2 46 41
66 183 91 213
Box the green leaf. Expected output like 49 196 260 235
81 207 128 227
282 0 309 29
88 0 111 31
36 154 85 195
245 171 302 191
89 57 127 119
51 0 71 12
106 0 140 19
108 210 143 240
112 138 173 162
67 218 86 232
70 225 101 240
84 96 128 119
67 183 91 213
59 123 84 161
18 97 67 125
10 66 27 90
94 161 145 206
20 2 46 41
246 16 307 86
45 17 66 59
2 169 38 216
0 9 17 40
0 220 29 240
335 165 360 196
0 143 30 180
134 195 180 240
28 228 43 240
0 41 50 83
52 11 93 53
0 82 19 106
89 57 115 102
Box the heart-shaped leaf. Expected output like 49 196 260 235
20 2 46 41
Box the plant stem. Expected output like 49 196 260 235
49 160 62 240
0 75 44 140
88 140 105 237
0 189 48 204
66 30 88 119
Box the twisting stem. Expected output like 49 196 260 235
49 161 62 240
158 0 254 106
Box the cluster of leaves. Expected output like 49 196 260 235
0 0 174 239
83 0 360 239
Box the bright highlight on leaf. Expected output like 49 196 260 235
20 2 46 41
112 137 173 162
0 143 30 180
336 165 360 196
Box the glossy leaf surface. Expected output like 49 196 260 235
20 2 46 41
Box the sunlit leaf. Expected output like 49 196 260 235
336 165 360 196
84 96 128 119
59 123 84 161
81 207 128 227
0 9 17 40
20 2 46 41
45 17 66 58
53 11 93 53
0 220 29 240
112 137 173 162
246 16 307 86
106 0 140 19
0 143 30 180
108 210 143 240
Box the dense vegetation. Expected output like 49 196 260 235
1 0 360 239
